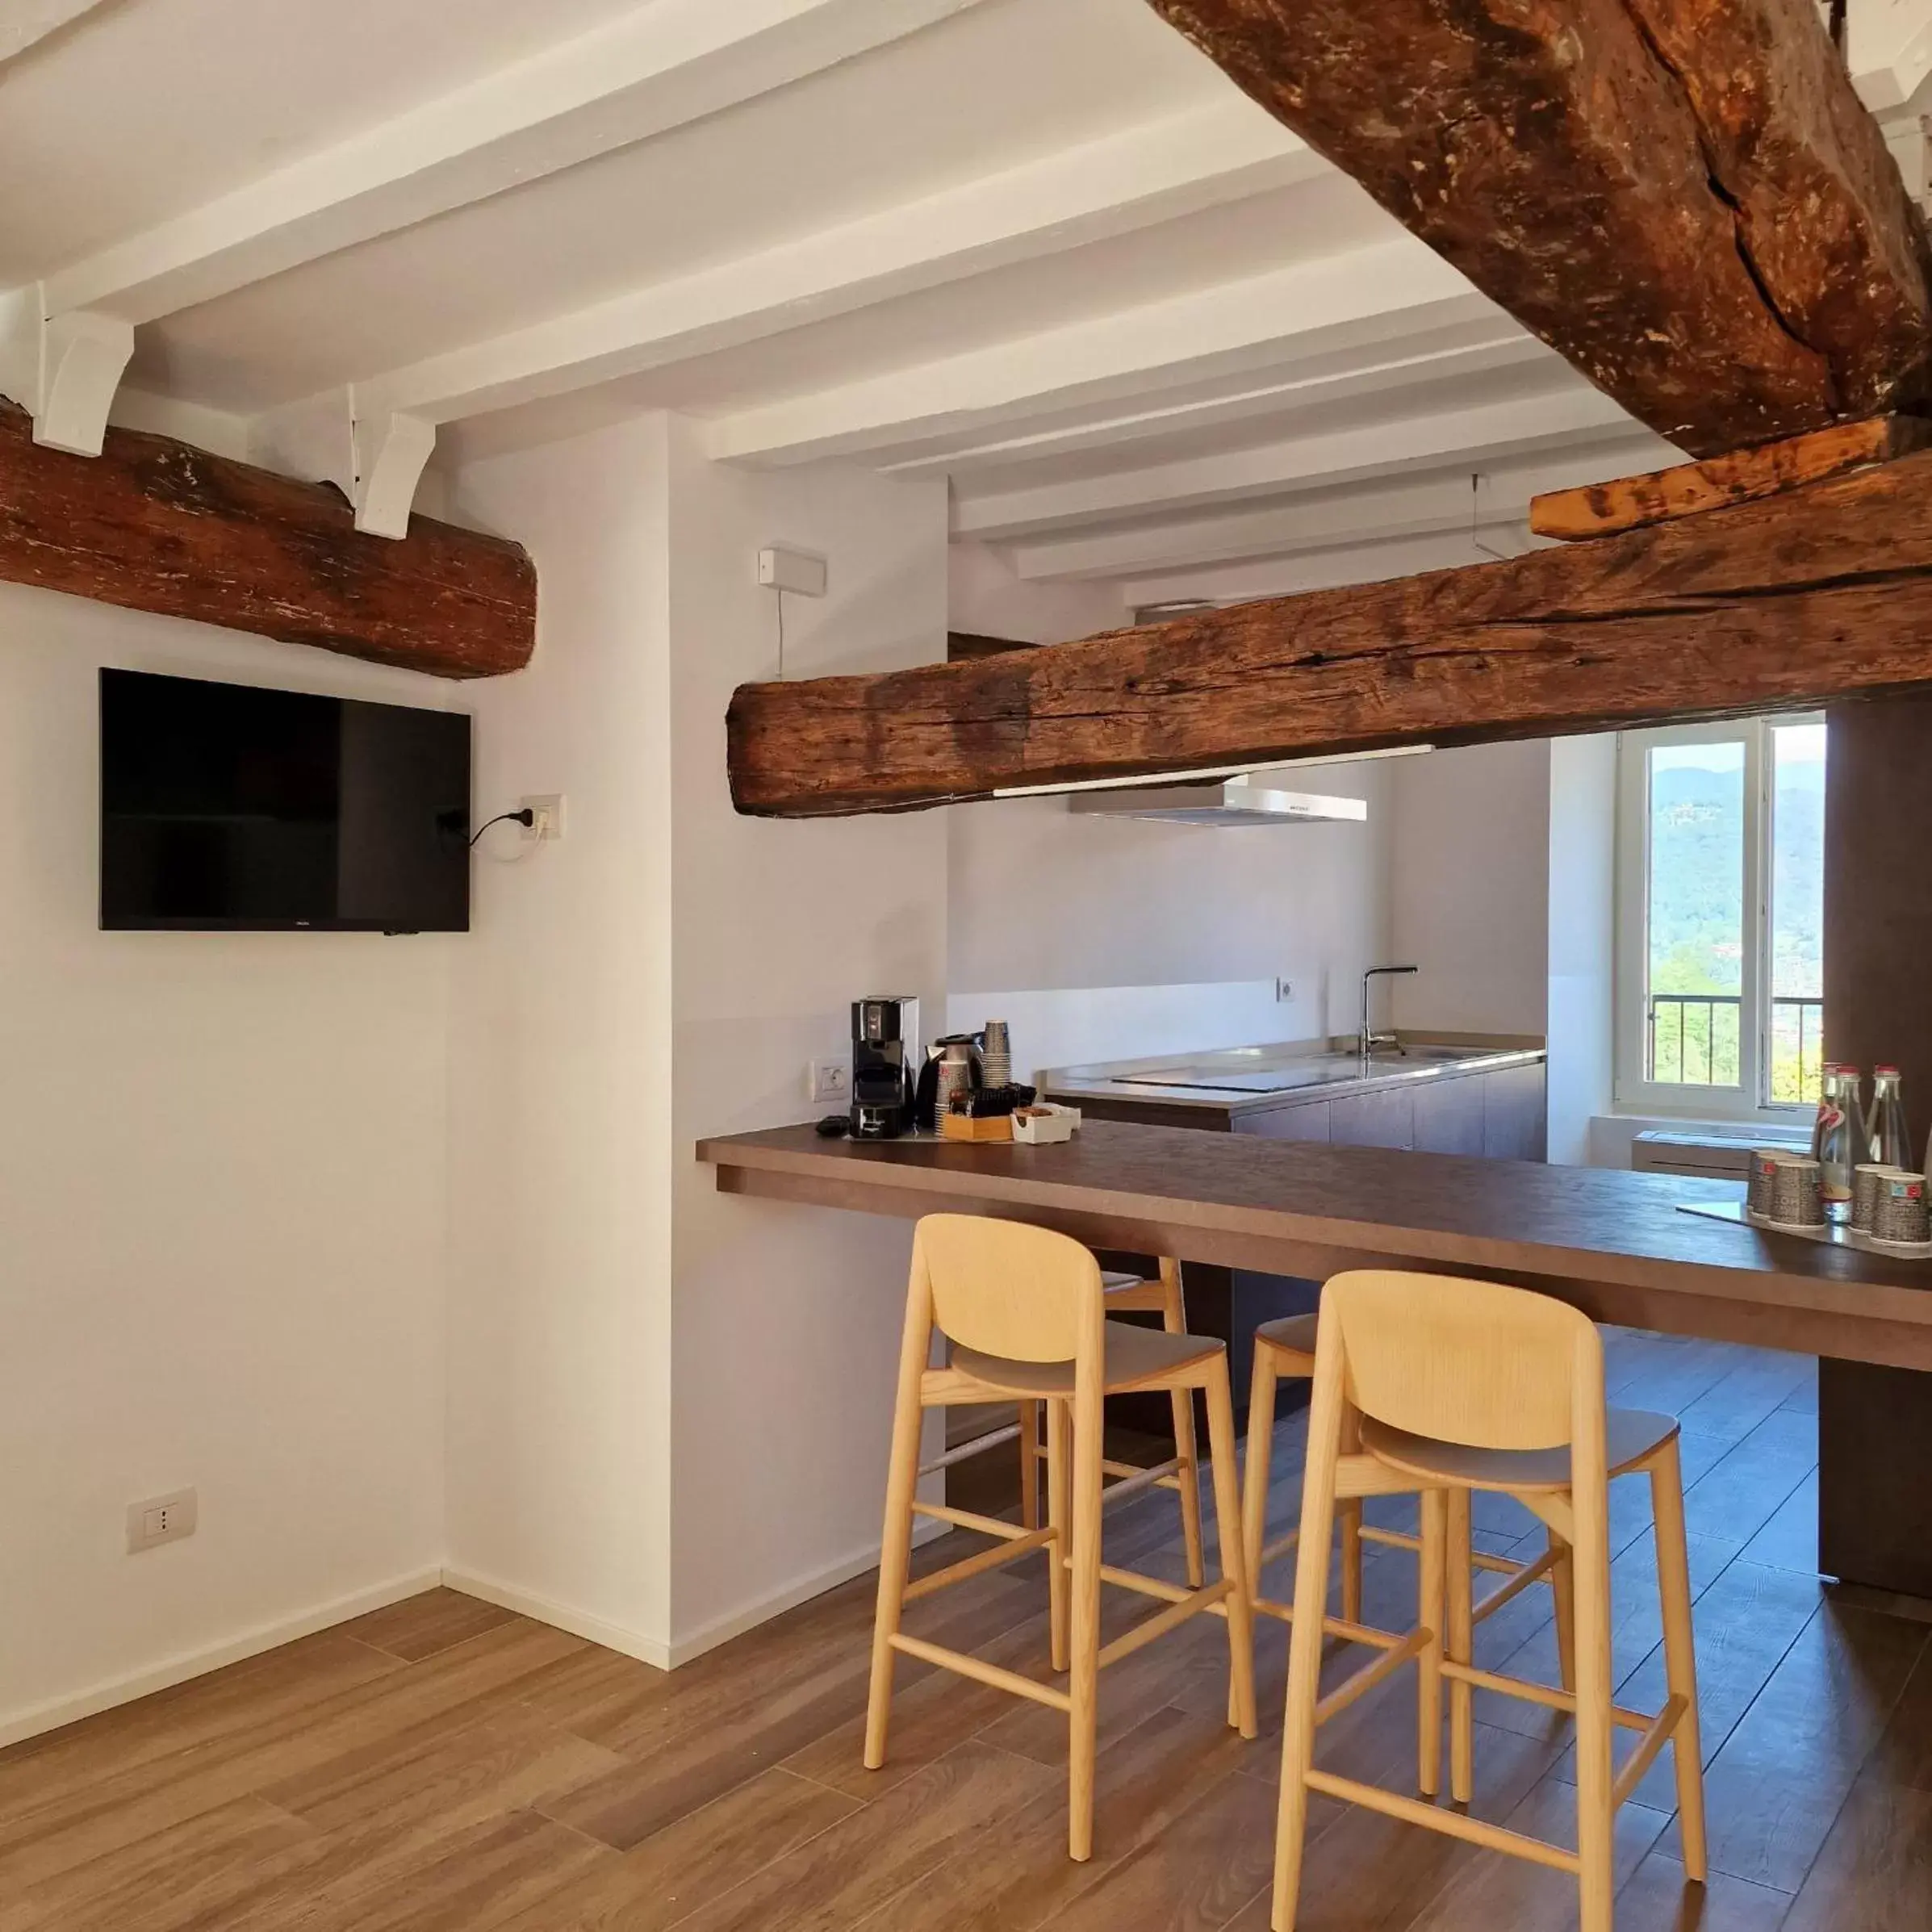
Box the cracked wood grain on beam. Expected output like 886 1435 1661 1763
727 445 1932 813
1141 0 1932 457
0 401 533 676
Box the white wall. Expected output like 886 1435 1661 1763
666 424 950 1655
1546 735 1617 1165
0 587 450 1742
445 418 677 1658
947 559 1393 1068
1388 741 1552 1037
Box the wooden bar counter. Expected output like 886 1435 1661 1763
703 1120 1932 1375
698 1119 1932 1373
704 1119 1932 1598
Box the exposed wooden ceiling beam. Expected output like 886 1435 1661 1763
726 445 1932 815
0 402 533 677
1143 0 1932 457
1531 414 1932 539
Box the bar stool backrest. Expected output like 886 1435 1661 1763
914 1215 1104 1363
1322 1269 1604 1452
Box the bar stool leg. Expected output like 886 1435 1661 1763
1046 1395 1071 1674
1550 1531 1577 1694
1571 1476 1616 1932
1242 1340 1280 1604
1272 1343 1344 1932
1339 1404 1365 1626
1650 1435 1708 1882
1160 1261 1207 1590
865 1294 932 1771
1068 1370 1105 1861
1018 1401 1042 1532
1417 1488 1446 1800
1445 1486 1474 1804
1204 1355 1258 1738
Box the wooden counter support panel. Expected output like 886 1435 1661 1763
697 1123 1932 1372
1531 417 1932 541
1141 0 1932 457
1820 692 1932 1597
0 401 535 678
729 448 1932 815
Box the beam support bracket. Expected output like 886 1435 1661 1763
0 284 134 458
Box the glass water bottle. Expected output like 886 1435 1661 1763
1867 1065 1913 1172
1815 1065 1868 1223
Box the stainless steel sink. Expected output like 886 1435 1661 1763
1111 1043 1506 1094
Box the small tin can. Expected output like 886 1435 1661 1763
1871 1169 1930 1245
1769 1156 1825 1227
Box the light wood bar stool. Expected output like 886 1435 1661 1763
1271 1271 1705 1932
1014 1259 1206 1587
1244 1314 1577 1677
867 1215 1257 1860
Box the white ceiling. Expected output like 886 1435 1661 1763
6 0 1932 607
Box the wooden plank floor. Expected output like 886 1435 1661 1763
2 1330 1927 1930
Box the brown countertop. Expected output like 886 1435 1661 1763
696 1119 1932 1370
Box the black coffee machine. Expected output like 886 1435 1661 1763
851 995 919 1138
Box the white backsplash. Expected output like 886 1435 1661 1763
946 977 1327 1087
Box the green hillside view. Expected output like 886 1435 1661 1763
1647 732 1823 1102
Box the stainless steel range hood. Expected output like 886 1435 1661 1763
1068 778 1369 826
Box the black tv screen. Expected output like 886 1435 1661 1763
100 670 470 932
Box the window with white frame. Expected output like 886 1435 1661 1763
1614 714 1825 1117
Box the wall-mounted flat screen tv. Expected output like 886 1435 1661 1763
100 669 470 932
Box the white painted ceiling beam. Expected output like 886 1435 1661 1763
32 0 993 327
325 97 1319 435
1849 0 1932 111
880 328 1552 480
706 240 1494 468
0 0 107 63
1123 529 1549 611
1006 432 1671 580
955 383 1646 543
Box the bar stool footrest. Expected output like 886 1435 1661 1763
1303 1770 1583 1875
889 1633 1073 1711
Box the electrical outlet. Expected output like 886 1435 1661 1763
1275 976 1295 1002
127 1487 197 1554
809 1059 851 1105
519 793 566 842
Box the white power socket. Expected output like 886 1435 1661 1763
520 793 566 842
809 1059 851 1105
127 1487 197 1554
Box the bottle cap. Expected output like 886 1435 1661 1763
1876 1064 1901 1075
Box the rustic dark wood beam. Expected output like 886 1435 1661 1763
1142 0 1932 458
729 445 1932 816
0 401 533 678
1530 415 1932 539
947 630 1037 662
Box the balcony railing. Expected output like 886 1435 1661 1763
1646 993 1824 1102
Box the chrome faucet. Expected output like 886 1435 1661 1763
1358 964 1419 1060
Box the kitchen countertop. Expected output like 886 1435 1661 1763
1039 1035 1545 1117
696 1119 1932 1371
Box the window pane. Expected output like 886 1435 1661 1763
1646 740 1745 1087
1769 722 1826 1104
